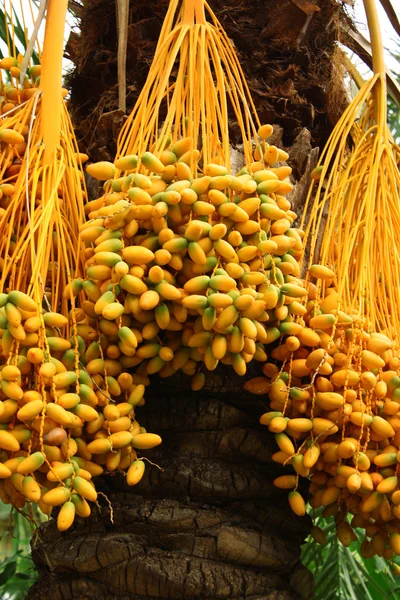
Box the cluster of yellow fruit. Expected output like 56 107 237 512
0 56 71 217
0 53 161 531
0 56 41 114
1 116 312 531
0 288 161 531
245 278 400 558
81 126 310 385
0 57 42 201
0 65 35 231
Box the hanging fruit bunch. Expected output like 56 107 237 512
82 134 305 385
245 0 400 561
81 0 322 390
0 0 159 532
0 5 42 229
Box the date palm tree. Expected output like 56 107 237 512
19 1 400 599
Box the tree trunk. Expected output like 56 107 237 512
27 370 313 600
26 0 345 596
67 0 347 161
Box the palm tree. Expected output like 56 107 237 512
22 1 398 598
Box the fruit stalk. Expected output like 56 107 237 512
40 0 68 164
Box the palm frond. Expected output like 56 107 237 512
302 512 400 600
341 20 400 107
378 0 400 37
0 502 45 600
387 41 400 141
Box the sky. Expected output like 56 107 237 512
352 0 399 74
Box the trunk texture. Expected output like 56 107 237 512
27 370 313 600
66 0 347 161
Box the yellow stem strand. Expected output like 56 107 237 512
40 0 68 164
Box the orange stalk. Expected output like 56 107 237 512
40 0 68 164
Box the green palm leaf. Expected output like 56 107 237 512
388 43 400 142
302 512 400 600
0 501 45 600
0 4 40 64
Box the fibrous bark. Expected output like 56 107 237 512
66 0 347 161
27 369 313 600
